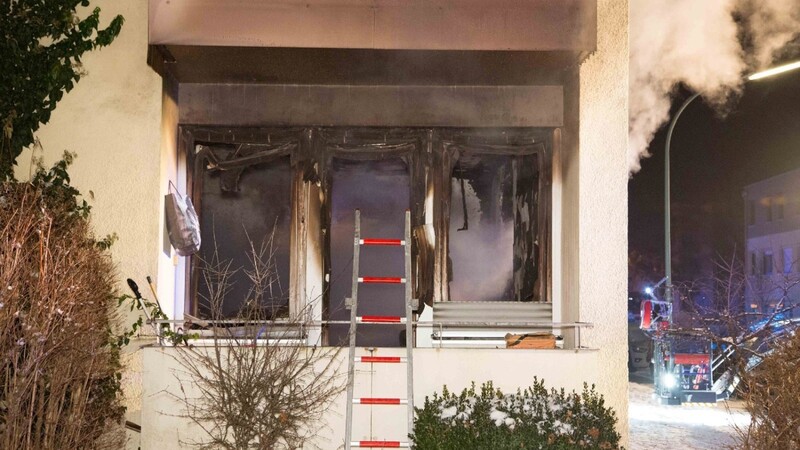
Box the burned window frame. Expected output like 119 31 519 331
318 129 429 330
434 132 551 304
188 136 302 319
181 127 552 325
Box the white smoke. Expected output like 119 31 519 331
739 0 800 67
629 0 800 173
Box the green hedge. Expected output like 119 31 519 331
411 379 621 449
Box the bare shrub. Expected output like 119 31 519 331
0 156 126 449
734 330 800 449
169 231 345 449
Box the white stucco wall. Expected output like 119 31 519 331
14 0 162 447
578 0 630 444
16 0 162 287
560 0 630 445
141 346 600 449
155 77 184 321
579 0 630 444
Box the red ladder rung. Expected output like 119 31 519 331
358 276 405 284
357 315 405 324
351 441 409 448
353 397 406 405
360 238 405 246
355 356 405 363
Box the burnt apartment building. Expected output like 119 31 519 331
29 1 630 447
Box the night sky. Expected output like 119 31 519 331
629 68 800 290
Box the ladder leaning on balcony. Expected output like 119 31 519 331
344 210 415 449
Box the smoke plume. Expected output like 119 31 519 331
629 0 800 173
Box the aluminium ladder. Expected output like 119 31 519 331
344 210 415 449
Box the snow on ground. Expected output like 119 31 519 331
629 382 750 450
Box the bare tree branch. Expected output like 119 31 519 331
666 251 800 449
168 229 346 449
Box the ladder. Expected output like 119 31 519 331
344 210 415 449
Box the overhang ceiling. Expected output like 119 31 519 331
147 0 596 85
149 0 596 52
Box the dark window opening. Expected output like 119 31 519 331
763 251 774 276
197 151 293 319
766 198 773 222
448 152 539 302
329 157 410 347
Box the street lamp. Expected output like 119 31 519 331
747 60 800 81
659 59 800 404
663 91 700 314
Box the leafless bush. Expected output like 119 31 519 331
170 230 345 449
0 164 125 449
734 329 800 449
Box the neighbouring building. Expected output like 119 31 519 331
20 0 630 448
743 167 800 317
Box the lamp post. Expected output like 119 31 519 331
658 59 800 404
664 92 700 314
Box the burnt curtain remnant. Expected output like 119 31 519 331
196 146 293 318
439 139 547 304
448 153 539 301
184 127 552 340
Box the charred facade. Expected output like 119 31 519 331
184 127 552 344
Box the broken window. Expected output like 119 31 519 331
196 148 293 319
328 157 410 347
183 127 552 335
448 151 540 302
